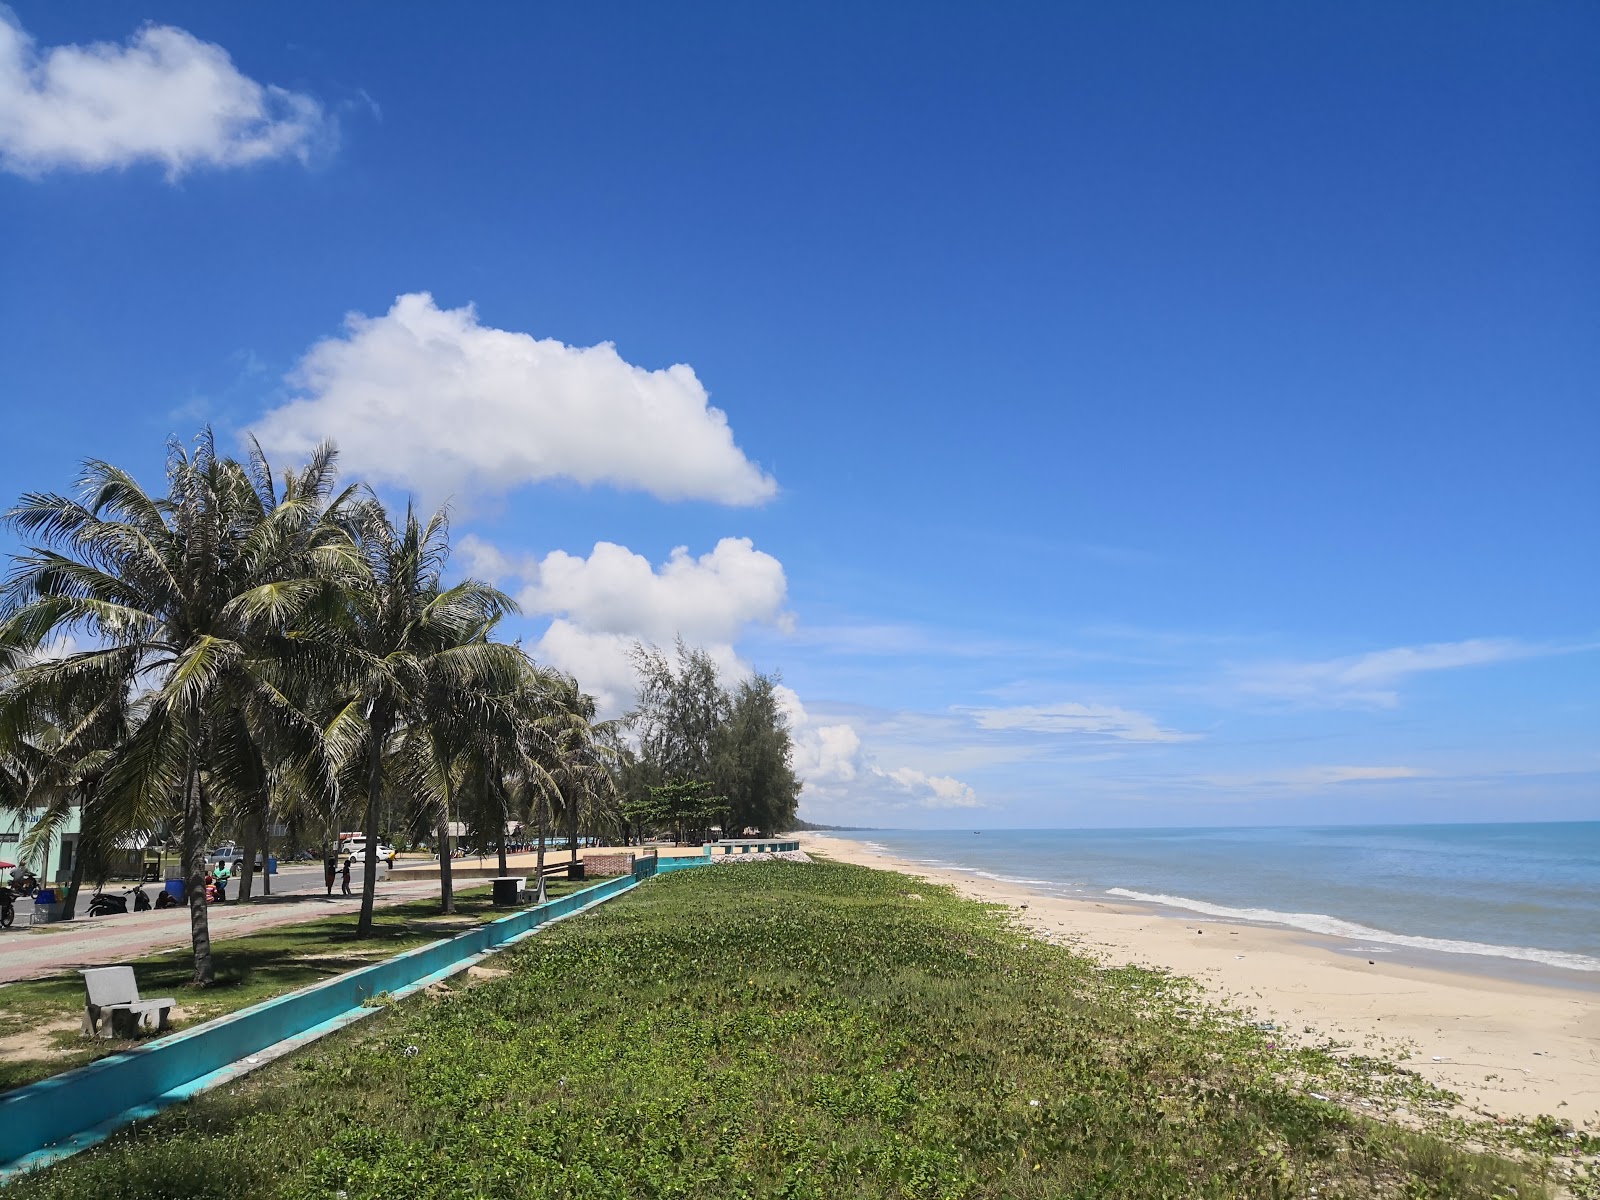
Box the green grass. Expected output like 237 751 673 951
2 863 1578 1198
0 877 597 1093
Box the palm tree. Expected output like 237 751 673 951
330 499 524 933
529 675 619 872
0 434 355 983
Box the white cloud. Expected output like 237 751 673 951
252 293 777 507
878 766 980 808
470 535 786 714
1232 638 1542 707
971 702 1196 743
1202 765 1427 789
775 684 861 785
521 538 790 644
775 685 981 817
0 11 327 177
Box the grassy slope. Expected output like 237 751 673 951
0 879 595 1093
5 863 1562 1199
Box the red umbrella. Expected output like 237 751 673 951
0 861 15 870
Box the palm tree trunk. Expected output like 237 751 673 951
61 846 87 921
355 705 390 939
535 793 546 881
237 808 259 903
496 819 508 876
259 808 272 896
183 735 215 985
437 766 456 915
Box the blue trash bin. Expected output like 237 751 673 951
266 855 277 875
164 879 185 903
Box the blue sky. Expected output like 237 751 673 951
1 1 1595 827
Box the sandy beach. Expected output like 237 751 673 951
800 832 1600 1128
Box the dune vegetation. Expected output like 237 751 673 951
8 861 1574 1200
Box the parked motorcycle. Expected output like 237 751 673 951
131 884 151 912
12 871 38 897
86 888 131 917
0 885 14 929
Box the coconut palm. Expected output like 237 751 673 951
329 499 524 932
529 675 620 870
0 434 356 983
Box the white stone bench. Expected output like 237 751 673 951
80 966 176 1039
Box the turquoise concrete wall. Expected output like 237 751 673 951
655 852 712 873
0 871 649 1170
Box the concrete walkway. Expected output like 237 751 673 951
0 877 447 984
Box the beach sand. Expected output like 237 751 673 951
800 833 1600 1128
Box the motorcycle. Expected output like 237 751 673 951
13 871 38 897
131 883 151 912
0 885 14 929
86 888 131 917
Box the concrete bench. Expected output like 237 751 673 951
80 966 176 1039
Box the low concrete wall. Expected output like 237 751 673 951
583 853 634 877
656 852 712 874
0 871 645 1173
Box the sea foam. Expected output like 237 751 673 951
1105 887 1600 974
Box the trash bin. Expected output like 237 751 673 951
566 861 586 881
266 855 277 875
164 879 186 903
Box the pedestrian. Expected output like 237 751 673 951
340 857 352 896
323 856 336 896
214 869 227 903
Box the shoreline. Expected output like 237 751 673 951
799 832 1600 1128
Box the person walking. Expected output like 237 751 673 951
323 856 336 896
340 857 352 896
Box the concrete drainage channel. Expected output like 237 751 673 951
0 865 681 1181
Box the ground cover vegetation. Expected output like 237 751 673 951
9 862 1580 1200
0 431 800 991
0 878 596 1093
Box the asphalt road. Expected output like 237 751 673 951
2 860 392 926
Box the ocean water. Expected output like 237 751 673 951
831 823 1600 977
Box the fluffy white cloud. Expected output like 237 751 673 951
1233 638 1539 708
0 12 326 176
879 766 980 808
971 702 1195 743
522 538 790 644
775 686 981 817
252 293 777 507
468 535 786 714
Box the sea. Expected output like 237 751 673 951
825 822 1600 980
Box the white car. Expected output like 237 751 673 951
340 839 396 865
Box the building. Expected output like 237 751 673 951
0 803 80 886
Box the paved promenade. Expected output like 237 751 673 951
0 866 446 984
